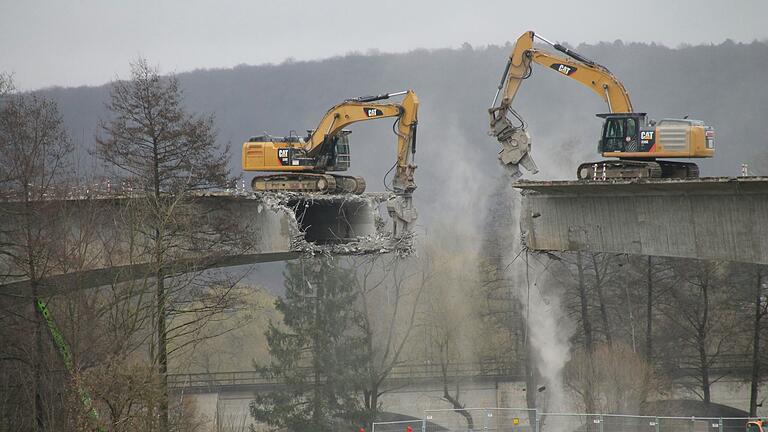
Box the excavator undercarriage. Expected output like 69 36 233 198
576 160 700 180
251 173 367 194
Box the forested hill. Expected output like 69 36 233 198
40 39 768 223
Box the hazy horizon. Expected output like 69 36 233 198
2 0 766 91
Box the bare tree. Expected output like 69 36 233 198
747 266 767 415
418 245 484 430
0 78 74 431
96 58 235 432
565 343 658 414
656 260 742 403
350 255 428 429
589 254 614 346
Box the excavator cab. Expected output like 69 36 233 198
597 113 649 153
315 129 352 171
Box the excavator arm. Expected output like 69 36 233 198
310 91 419 235
322 91 419 234
489 31 633 178
306 90 419 195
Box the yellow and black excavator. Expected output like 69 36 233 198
489 31 715 180
242 90 419 234
242 90 418 194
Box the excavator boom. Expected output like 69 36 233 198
490 31 633 178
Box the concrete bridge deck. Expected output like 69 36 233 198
0 191 407 295
516 176 768 264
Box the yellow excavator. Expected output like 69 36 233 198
489 31 715 180
242 90 418 194
242 90 419 234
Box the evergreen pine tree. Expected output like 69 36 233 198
251 257 366 431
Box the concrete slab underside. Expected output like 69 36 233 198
516 177 768 264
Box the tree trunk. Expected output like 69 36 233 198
699 282 711 405
645 256 653 362
592 254 612 346
33 282 44 432
442 381 474 430
368 387 379 430
26 197 45 432
437 344 473 430
156 267 169 432
577 252 594 352
152 136 170 432
750 271 763 416
699 342 711 404
313 277 323 427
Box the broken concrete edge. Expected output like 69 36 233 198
221 190 415 257
291 231 415 258
511 176 768 197
0 189 416 257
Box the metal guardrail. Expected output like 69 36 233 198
0 178 251 201
167 361 522 390
168 353 759 391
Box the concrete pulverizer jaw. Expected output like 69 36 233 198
489 108 539 180
388 163 418 238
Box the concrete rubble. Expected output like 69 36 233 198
244 191 415 257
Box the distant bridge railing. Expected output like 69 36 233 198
168 353 759 392
168 361 523 391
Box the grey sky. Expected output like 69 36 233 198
2 0 766 91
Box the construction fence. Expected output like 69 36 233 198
372 408 757 432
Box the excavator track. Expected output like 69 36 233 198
657 161 700 178
251 173 366 194
251 173 337 193
333 175 367 194
577 160 662 180
577 160 700 180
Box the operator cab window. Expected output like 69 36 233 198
602 118 626 152
602 117 639 152
626 118 636 137
606 118 625 138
